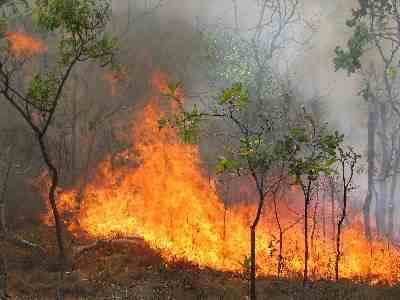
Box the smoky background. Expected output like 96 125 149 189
0 0 385 231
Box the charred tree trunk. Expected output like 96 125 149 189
364 102 376 240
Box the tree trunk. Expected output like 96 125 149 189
70 74 79 185
388 163 399 240
303 180 312 287
304 196 309 286
335 187 347 281
330 178 336 242
249 185 265 300
37 136 65 300
387 131 400 240
364 102 376 240
376 103 389 236
38 136 65 261
375 181 387 236
0 149 11 299
272 191 283 278
250 225 257 300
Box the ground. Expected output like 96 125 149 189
2 219 400 300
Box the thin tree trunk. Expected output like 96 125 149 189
37 136 65 300
376 102 389 236
364 102 376 240
38 136 65 262
303 180 312 286
388 155 399 239
335 184 347 281
249 183 265 300
311 194 319 252
272 191 283 278
376 181 387 236
250 225 257 300
322 191 326 240
70 74 79 185
330 178 336 242
0 151 11 300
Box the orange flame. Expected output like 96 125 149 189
43 71 400 285
5 31 47 58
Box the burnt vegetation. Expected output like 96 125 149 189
0 0 400 299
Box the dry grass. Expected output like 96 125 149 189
2 222 400 299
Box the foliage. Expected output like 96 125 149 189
284 120 344 184
334 22 370 75
218 83 249 109
34 0 118 68
202 31 278 99
27 73 58 111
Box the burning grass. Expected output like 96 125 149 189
4 223 400 299
36 71 400 288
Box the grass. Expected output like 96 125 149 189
2 222 400 299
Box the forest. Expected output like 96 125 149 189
1 0 400 299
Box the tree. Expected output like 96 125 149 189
284 112 343 285
334 0 400 240
0 0 118 296
216 85 282 300
334 146 360 281
162 82 288 300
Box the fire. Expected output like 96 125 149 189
43 72 400 284
5 31 46 58
103 67 126 96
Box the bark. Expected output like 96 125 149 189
387 132 400 240
38 137 65 300
250 226 257 300
388 162 399 239
0 149 11 300
70 74 79 185
364 102 376 240
335 184 347 281
310 195 319 252
272 191 283 278
303 179 312 287
376 181 387 236
330 178 336 242
249 180 265 300
376 103 389 236
37 137 65 270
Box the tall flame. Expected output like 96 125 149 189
5 31 46 58
44 71 400 284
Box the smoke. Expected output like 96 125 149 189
109 0 368 171
112 0 364 133
0 0 372 219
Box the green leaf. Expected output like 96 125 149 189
216 157 238 174
158 117 169 129
387 66 397 80
218 83 249 109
